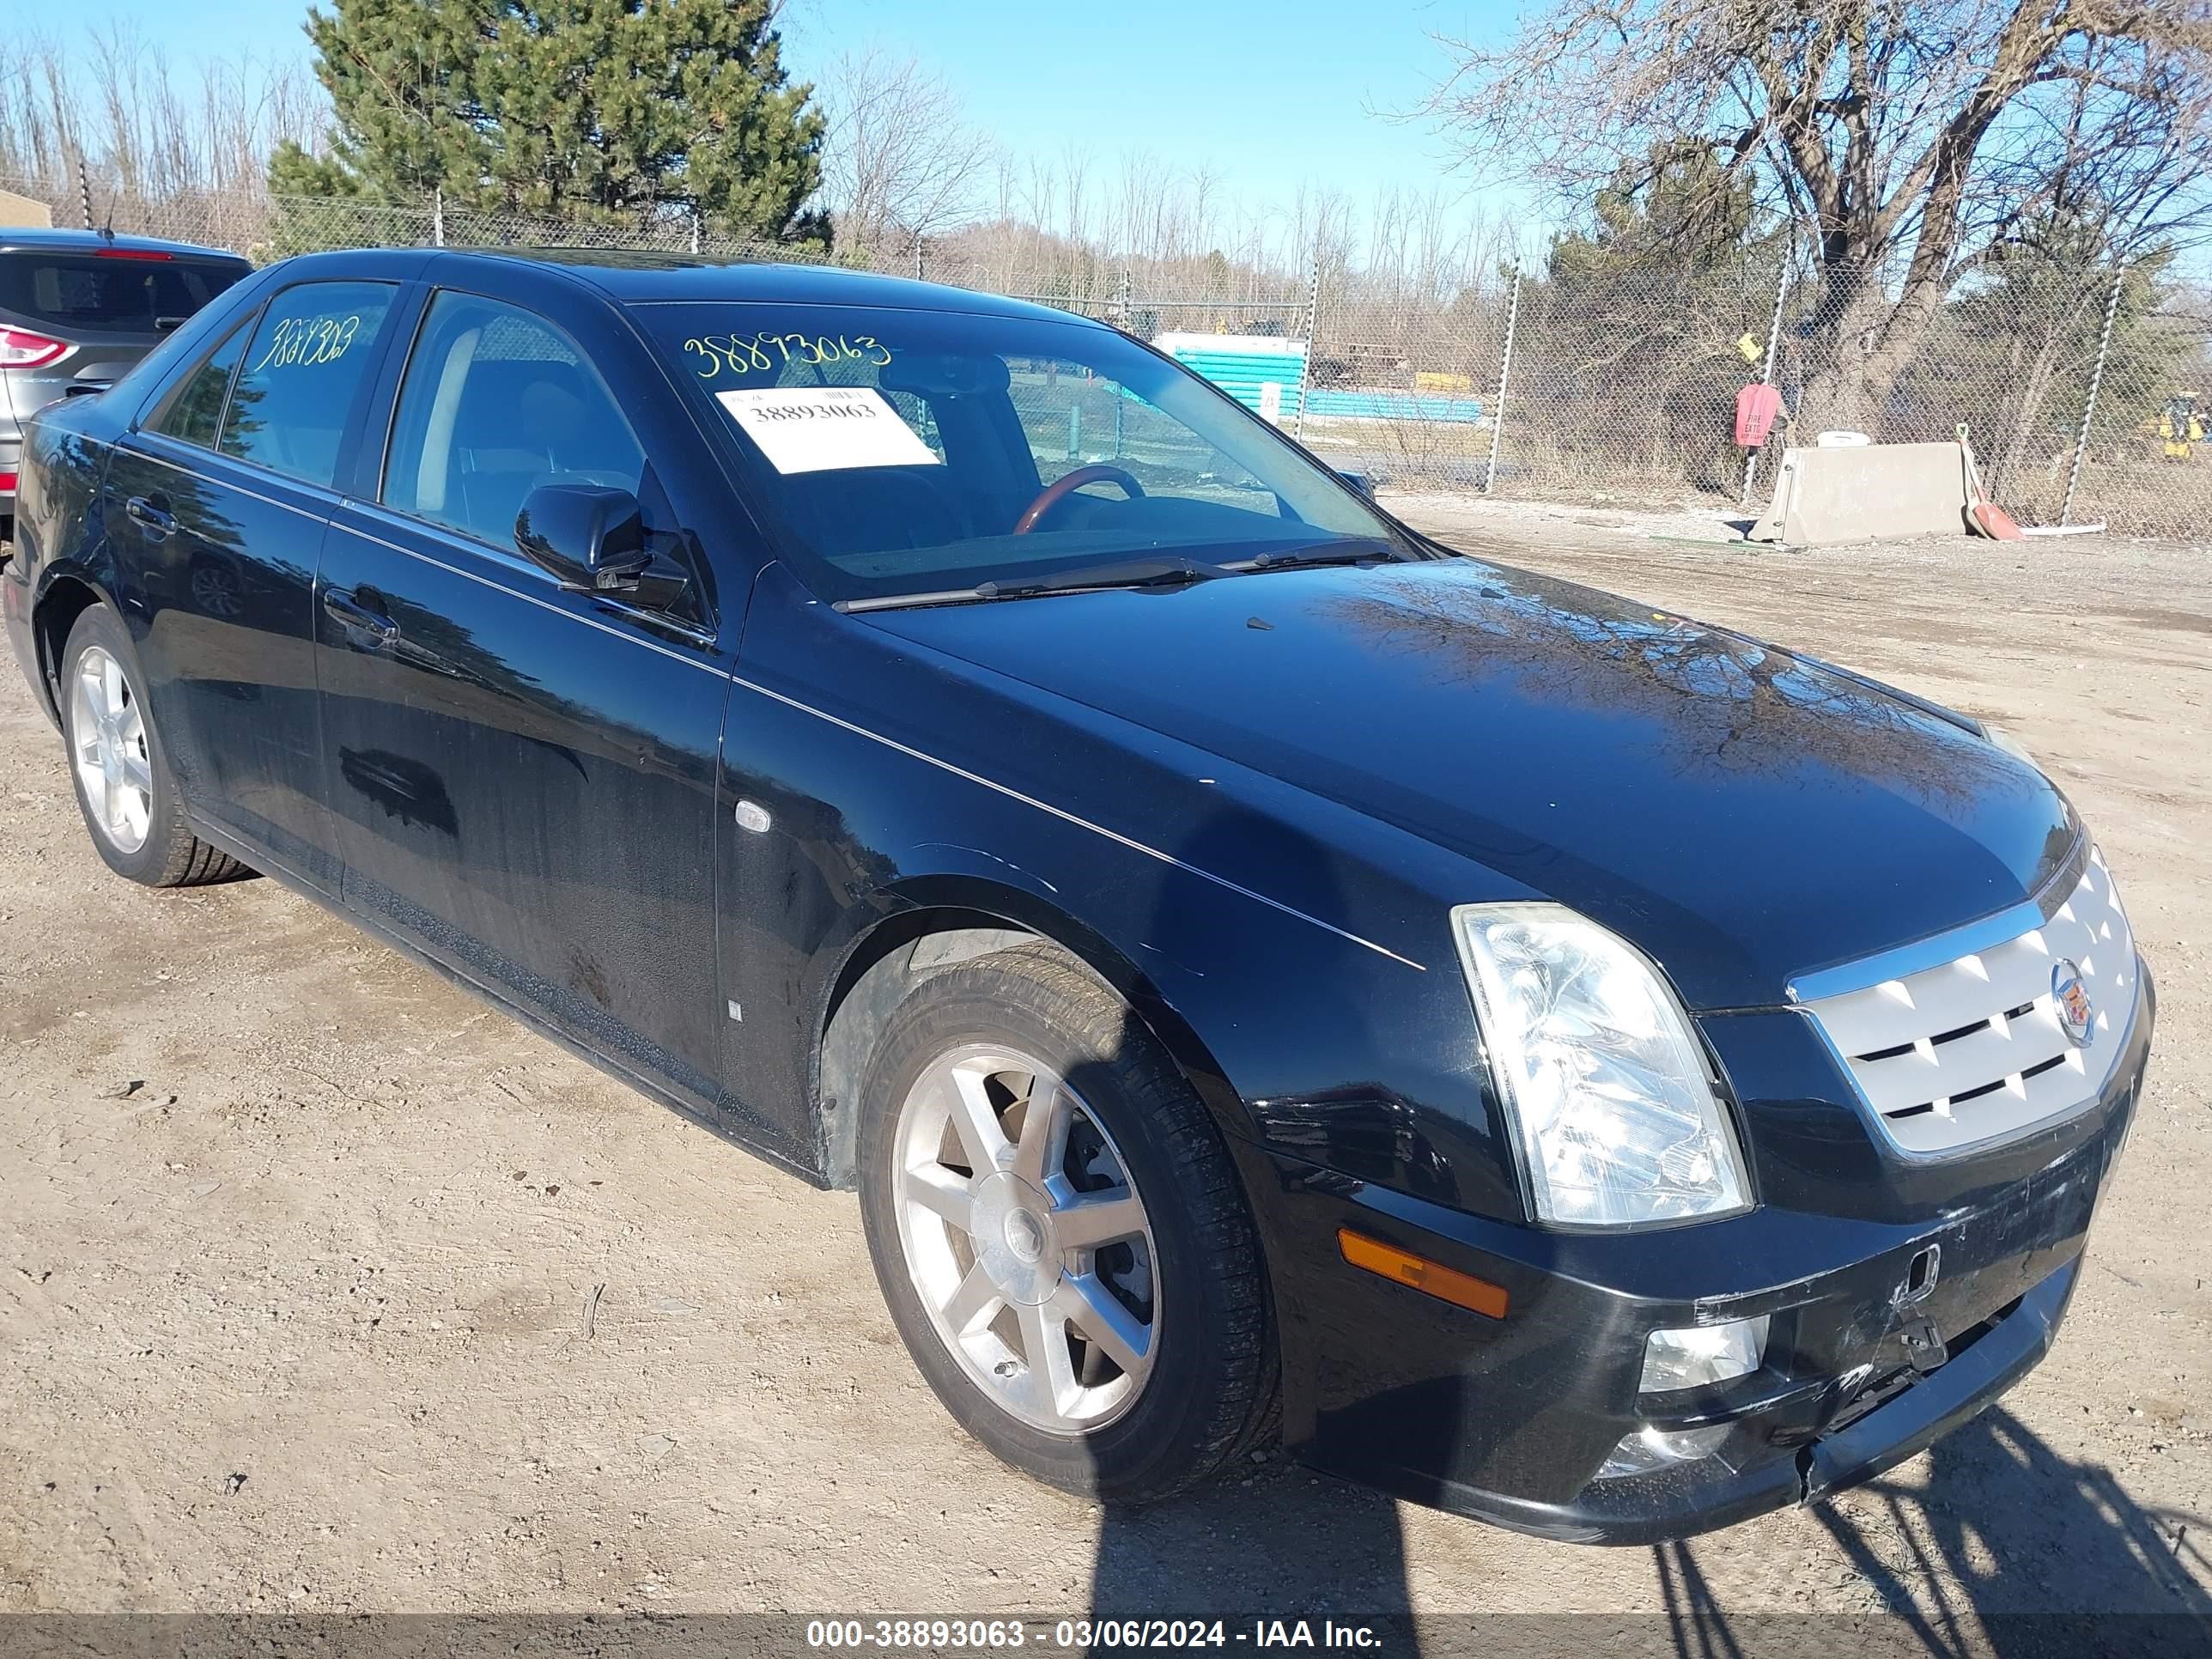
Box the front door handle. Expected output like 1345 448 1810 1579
324 586 399 646
125 495 174 538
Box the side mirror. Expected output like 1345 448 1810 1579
514 483 684 609
63 381 113 399
1333 468 1377 501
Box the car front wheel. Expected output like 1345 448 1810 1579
858 941 1276 1503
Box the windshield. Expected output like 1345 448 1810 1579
635 301 1410 603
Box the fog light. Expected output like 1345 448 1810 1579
1640 1314 1768 1394
1595 1423 1733 1480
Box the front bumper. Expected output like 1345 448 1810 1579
1403 1248 2083 1545
1237 967 2152 1545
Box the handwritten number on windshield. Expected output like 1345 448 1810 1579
684 332 893 379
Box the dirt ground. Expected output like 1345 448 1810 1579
3 498 2208 1643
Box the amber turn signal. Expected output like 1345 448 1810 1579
1337 1227 1510 1320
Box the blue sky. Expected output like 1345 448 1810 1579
775 0 1507 204
65 0 1519 220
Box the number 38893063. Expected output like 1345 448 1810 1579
684 331 892 378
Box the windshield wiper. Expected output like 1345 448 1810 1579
1221 538 1407 574
836 555 1231 614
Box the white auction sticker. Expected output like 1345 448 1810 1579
714 386 941 473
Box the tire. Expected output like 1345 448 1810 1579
58 605 246 888
857 940 1276 1504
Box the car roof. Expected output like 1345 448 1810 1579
433 245 1098 326
0 225 252 263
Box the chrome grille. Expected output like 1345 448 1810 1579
1794 845 2139 1158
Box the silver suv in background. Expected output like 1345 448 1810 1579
1 228 252 542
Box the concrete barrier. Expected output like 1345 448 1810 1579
1749 442 1971 544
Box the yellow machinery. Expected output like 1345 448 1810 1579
2157 392 2203 460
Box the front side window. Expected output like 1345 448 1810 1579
148 318 251 450
220 281 397 488
635 301 1404 603
382 291 646 553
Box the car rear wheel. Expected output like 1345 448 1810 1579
60 606 246 887
857 941 1276 1503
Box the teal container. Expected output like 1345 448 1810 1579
1304 388 1484 423
1155 335 1307 418
1155 337 1484 425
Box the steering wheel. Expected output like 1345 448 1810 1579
1012 465 1146 533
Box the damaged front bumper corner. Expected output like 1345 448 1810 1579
1472 1250 2083 1545
1250 967 2149 1545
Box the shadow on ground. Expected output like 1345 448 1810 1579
1798 1407 2209 1650
1086 1408 2210 1657
1089 1459 1413 1621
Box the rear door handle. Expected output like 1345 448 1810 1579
324 586 399 645
125 495 174 537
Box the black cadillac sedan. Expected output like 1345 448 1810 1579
3 247 2154 1542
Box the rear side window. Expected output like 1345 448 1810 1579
148 319 251 449
0 252 247 333
220 281 397 488
381 290 646 551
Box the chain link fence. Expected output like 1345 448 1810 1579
1304 246 2212 538
7 171 2210 538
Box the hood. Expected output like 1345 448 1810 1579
864 558 2077 1010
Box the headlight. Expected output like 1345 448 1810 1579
1451 902 1750 1228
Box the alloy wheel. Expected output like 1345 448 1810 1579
69 645 153 856
891 1043 1160 1435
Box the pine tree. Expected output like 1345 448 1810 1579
1523 151 1792 493
268 0 829 246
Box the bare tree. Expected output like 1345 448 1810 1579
1060 140 1092 249
1428 0 2212 429
817 46 994 255
1 21 321 225
1188 160 1221 255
